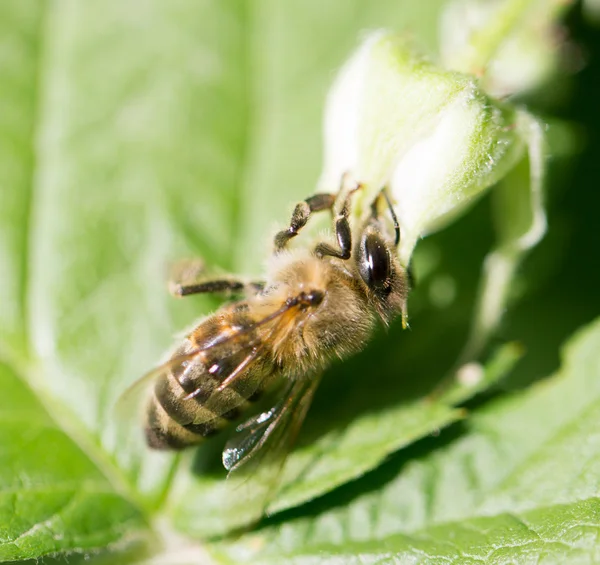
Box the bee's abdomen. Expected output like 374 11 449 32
145 396 215 450
145 371 250 450
145 382 245 450
145 311 276 450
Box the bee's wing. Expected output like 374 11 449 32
115 297 300 428
221 373 323 523
114 351 200 415
112 350 210 453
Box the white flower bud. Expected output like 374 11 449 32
319 31 528 265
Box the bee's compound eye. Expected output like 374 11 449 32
358 233 391 293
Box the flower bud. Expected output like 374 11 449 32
319 31 528 265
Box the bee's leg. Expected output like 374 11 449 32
379 189 400 246
314 181 362 260
168 260 264 297
170 279 264 298
365 188 401 246
274 193 336 252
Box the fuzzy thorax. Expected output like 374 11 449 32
258 250 380 374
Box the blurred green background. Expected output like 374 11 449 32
498 6 600 389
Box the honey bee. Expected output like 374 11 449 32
132 175 409 509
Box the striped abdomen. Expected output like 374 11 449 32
145 307 278 450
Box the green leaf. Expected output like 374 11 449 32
0 364 145 561
1 0 260 559
214 501 600 564
0 1 40 360
211 317 600 563
22 0 255 495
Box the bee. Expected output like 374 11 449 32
133 175 409 510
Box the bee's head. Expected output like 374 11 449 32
354 224 409 327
